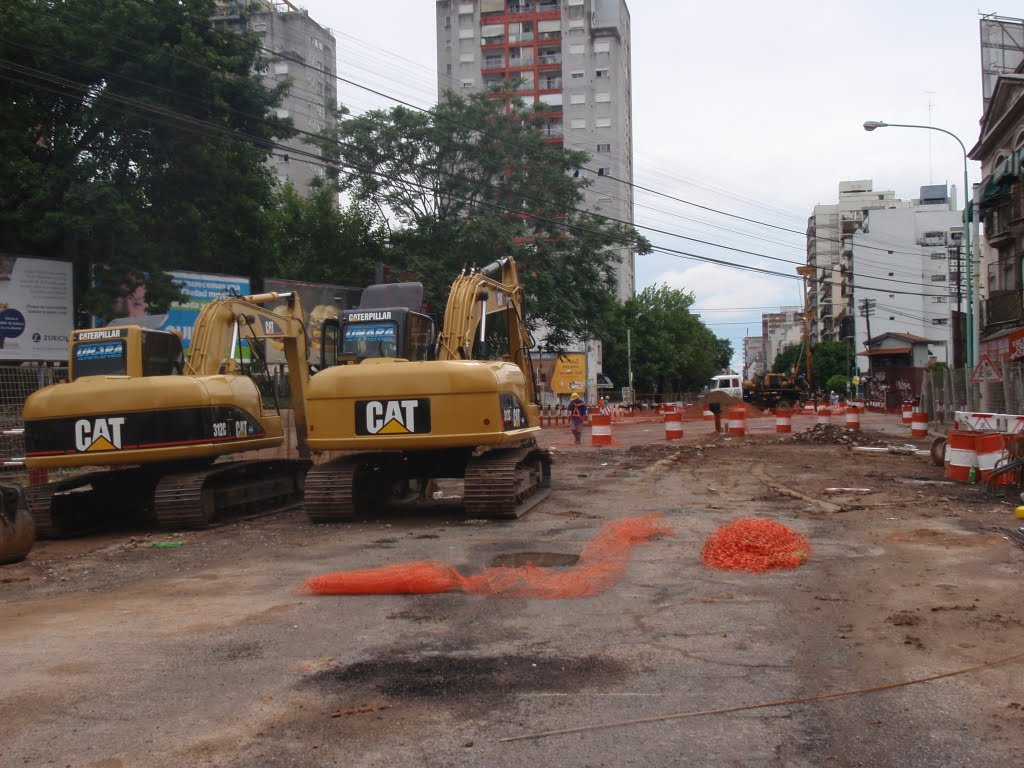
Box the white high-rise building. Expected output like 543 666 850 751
850 186 965 371
435 0 635 300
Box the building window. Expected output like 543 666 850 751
594 40 611 53
570 93 585 105
930 274 946 282
932 297 947 303
595 117 611 128
460 53 475 63
570 118 586 129
932 318 949 325
597 143 611 152
597 167 610 176
569 43 585 55
459 28 475 39
274 62 288 75
461 78 475 88
445 15 451 28
595 91 611 103
596 68 609 77
570 70 585 79
446 64 452 74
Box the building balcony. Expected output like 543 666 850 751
984 289 1024 330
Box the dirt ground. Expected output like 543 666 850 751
1 412 1023 768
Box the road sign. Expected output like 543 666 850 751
969 353 1003 384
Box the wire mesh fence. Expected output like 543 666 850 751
0 365 67 479
918 361 1024 426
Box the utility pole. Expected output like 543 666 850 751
859 298 876 377
951 236 963 369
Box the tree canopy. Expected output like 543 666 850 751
600 284 724 397
310 86 650 348
772 340 851 390
0 0 291 321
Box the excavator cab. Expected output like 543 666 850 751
318 282 435 367
69 328 184 381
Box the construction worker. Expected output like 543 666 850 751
569 392 588 446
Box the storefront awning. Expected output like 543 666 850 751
978 146 1024 208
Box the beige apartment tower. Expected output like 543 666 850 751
435 0 635 300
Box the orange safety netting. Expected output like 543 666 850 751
700 518 810 572
297 512 676 599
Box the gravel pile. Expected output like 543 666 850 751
787 424 888 446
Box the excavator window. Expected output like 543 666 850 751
141 330 184 377
71 340 127 380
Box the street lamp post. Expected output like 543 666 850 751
863 120 975 370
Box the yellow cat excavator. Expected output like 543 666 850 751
303 256 551 520
21 292 311 536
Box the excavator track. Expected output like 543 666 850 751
304 457 358 522
25 468 156 539
463 445 551 519
304 454 404 523
153 459 309 530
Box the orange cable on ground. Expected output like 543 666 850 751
700 518 810 572
297 513 675 599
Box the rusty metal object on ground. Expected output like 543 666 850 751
930 436 946 467
0 484 35 565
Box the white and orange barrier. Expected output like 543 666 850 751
901 404 914 424
703 408 714 422
975 432 1008 484
591 412 613 447
845 405 861 430
728 406 746 436
911 411 929 438
944 430 978 482
816 407 831 426
664 409 683 441
775 406 792 434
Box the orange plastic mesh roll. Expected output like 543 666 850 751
700 518 810 572
297 513 675 599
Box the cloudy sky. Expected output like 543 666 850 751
297 0 989 365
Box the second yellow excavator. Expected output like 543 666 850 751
303 256 551 520
22 292 312 536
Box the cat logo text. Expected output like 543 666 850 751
75 417 125 452
355 399 431 435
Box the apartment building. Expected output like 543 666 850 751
435 0 636 300
849 187 964 371
972 14 1024 368
214 2 338 195
762 307 805 370
806 181 899 344
742 335 766 380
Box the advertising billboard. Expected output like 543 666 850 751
263 278 362 364
0 255 73 362
105 270 251 353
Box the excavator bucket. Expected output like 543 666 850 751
0 484 35 565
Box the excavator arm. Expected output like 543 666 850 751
435 257 538 406
184 292 312 457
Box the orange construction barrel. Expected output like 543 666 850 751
817 407 831 426
901 404 914 424
664 409 683 441
775 405 792 434
590 412 613 447
943 429 977 482
911 411 929 438
845 405 861 430
976 432 1007 483
727 406 746 436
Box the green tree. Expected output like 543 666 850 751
825 375 849 396
310 86 649 348
772 341 849 391
266 184 386 288
715 338 734 373
601 285 720 397
0 0 293 321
